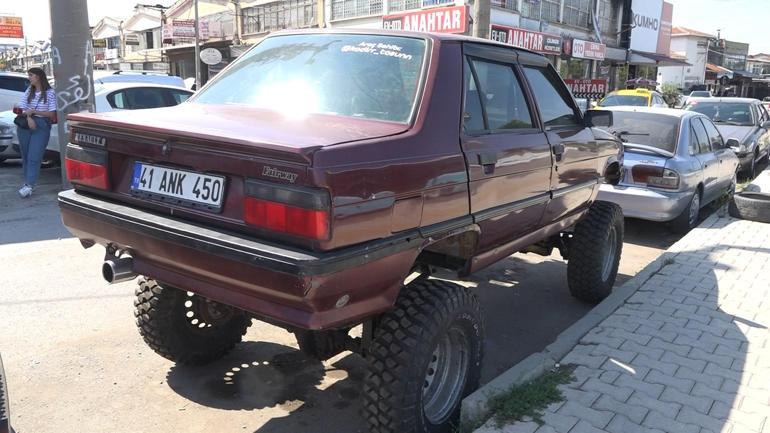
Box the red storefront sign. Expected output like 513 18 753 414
382 5 468 34
571 39 606 61
490 25 562 55
0 16 23 39
563 79 608 99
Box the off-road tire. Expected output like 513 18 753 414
728 192 770 223
0 354 9 432
567 201 624 303
671 190 701 234
134 278 252 365
363 279 483 433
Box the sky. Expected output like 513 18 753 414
2 0 769 54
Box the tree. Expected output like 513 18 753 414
660 82 682 107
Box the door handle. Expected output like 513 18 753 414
552 143 565 162
477 153 498 175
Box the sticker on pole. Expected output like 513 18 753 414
200 48 222 66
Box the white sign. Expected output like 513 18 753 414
630 0 663 53
200 48 222 65
105 48 119 60
572 39 606 60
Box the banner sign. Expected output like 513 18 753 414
564 79 608 99
0 16 23 39
490 25 562 55
382 5 468 34
571 39 606 60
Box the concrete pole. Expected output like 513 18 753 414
232 0 242 45
472 0 490 39
49 0 96 186
194 0 201 88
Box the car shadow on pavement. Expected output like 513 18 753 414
165 341 368 433
0 160 71 245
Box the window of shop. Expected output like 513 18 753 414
331 0 383 20
491 0 518 12
243 0 317 34
563 0 590 28
559 58 590 79
521 0 559 21
388 0 420 12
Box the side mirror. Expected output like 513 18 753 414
726 138 746 153
585 110 613 128
762 120 770 129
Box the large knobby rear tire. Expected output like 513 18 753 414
567 201 624 304
134 278 252 365
363 280 484 433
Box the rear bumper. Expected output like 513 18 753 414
597 183 691 222
58 189 426 330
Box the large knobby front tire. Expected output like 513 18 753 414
567 201 624 303
363 280 484 433
134 278 252 365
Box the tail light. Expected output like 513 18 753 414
632 165 680 189
65 144 110 190
243 180 330 240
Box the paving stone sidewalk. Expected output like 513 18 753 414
476 210 770 433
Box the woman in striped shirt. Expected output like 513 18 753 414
16 67 57 198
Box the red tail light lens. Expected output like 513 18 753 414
244 197 329 240
65 158 110 189
632 165 679 189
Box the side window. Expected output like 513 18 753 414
107 90 127 109
124 87 169 109
522 66 581 128
469 58 534 131
759 104 769 122
700 117 724 150
0 77 29 92
462 58 485 132
169 90 192 105
691 117 711 154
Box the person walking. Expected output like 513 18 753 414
16 67 56 198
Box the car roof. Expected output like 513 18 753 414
0 71 27 78
94 81 190 92
266 28 545 57
599 106 701 119
687 97 758 103
611 89 656 96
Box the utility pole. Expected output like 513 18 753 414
232 0 242 46
49 0 96 186
472 0 490 39
194 0 201 89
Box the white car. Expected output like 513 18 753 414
0 72 29 112
0 81 192 162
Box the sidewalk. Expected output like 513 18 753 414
474 178 770 433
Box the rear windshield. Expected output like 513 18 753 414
192 34 427 123
599 95 648 107
598 111 680 152
689 91 711 97
685 102 754 126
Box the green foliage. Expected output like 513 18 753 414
660 82 682 107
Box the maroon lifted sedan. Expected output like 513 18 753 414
59 30 622 433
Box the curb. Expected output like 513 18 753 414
460 248 675 426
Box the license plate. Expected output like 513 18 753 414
131 162 225 210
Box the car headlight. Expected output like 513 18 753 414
0 124 11 136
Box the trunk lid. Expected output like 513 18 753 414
618 145 671 187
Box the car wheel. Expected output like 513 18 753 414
567 201 624 303
363 279 483 433
728 192 770 223
749 151 758 179
134 278 252 365
671 190 701 234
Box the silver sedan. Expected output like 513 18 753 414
597 107 739 233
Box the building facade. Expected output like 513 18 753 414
657 26 712 91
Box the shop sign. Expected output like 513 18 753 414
490 25 561 55
200 48 223 66
571 39 605 61
92 39 107 48
564 79 608 99
172 19 196 38
94 52 105 61
630 0 673 55
105 48 119 60
0 15 23 39
382 5 468 34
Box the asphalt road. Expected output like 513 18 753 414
0 160 686 433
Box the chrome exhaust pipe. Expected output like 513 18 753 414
102 257 137 284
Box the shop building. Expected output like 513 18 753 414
657 27 713 92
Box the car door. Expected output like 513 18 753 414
691 117 721 203
755 103 770 158
519 58 600 222
700 116 736 188
461 44 552 254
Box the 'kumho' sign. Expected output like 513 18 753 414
382 5 468 34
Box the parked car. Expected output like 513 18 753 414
598 107 739 233
762 96 770 112
684 97 770 178
0 353 11 433
689 90 713 98
0 81 192 162
0 72 29 112
93 70 186 88
597 88 669 108
58 30 624 433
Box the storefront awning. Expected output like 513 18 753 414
706 63 733 79
123 49 164 63
628 50 690 67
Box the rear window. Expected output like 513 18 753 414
599 95 649 107
598 111 680 153
685 102 754 126
192 34 427 123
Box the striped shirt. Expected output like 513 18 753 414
19 88 57 112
